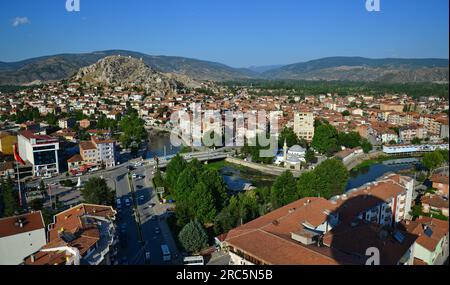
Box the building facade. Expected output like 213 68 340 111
0 212 47 265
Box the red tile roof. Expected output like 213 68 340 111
0 212 45 238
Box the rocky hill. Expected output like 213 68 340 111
262 57 449 83
0 50 256 85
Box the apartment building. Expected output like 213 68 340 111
293 112 315 142
0 212 47 265
58 117 76 129
399 124 427 143
420 115 442 136
370 123 399 144
380 103 404 113
431 174 449 197
17 130 60 177
403 217 449 265
24 204 118 265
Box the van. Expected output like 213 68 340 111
116 198 122 209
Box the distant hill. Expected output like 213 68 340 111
262 57 449 83
247 65 284 73
74 55 201 95
0 52 448 85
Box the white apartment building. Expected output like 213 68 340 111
17 130 60 177
294 112 315 142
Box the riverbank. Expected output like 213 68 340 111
351 154 423 171
206 160 276 190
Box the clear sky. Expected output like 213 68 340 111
0 0 448 67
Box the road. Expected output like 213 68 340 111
24 148 230 265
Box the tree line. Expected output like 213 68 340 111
157 154 349 254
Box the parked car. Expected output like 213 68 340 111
124 198 131 207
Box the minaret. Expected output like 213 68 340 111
283 139 288 162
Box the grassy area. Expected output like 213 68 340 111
352 154 423 171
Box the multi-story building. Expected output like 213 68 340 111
431 174 449 197
17 130 60 177
370 123 399 144
0 131 17 155
420 115 442 136
24 204 118 265
74 137 117 172
440 123 449 139
399 124 427 143
58 117 76 129
380 103 404 113
93 137 117 168
293 112 315 142
0 212 47 265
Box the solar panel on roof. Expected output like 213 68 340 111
393 231 405 244
424 227 433 238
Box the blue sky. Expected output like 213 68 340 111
0 0 448 67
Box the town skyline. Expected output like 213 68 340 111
1 0 449 66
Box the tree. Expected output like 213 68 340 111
297 171 320 198
305 149 317 164
29 198 44 211
297 159 349 199
81 178 115 206
312 123 339 156
1 177 20 217
278 127 300 148
341 110 351 116
188 182 217 225
39 179 46 191
361 139 373 154
178 220 209 254
338 132 362 149
119 111 147 150
270 171 298 209
422 151 444 175
200 169 228 209
165 154 187 190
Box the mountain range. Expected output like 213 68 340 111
0 50 448 85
